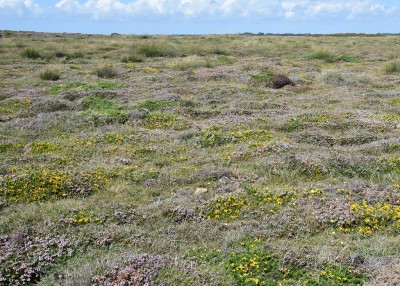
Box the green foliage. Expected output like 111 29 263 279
0 98 31 115
280 118 302 132
0 142 25 154
192 240 366 285
21 47 41 59
39 69 62 81
316 265 366 285
82 95 118 111
217 54 234 64
385 61 400 74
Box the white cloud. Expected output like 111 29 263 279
1 0 398 21
0 0 43 16
280 0 398 20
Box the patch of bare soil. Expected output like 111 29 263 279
365 258 400 286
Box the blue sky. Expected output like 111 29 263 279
1 0 399 34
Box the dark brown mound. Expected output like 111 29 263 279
269 74 296 89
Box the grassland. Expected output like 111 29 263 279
0 30 399 285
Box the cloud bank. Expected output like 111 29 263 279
1 0 398 20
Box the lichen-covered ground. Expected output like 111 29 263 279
0 31 399 285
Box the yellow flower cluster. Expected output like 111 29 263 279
144 113 188 130
206 195 246 220
76 140 95 146
144 67 160 73
62 210 101 225
347 201 400 235
200 126 272 148
382 114 400 122
384 157 400 173
207 187 325 221
0 169 109 203
228 129 272 143
389 99 400 105
320 270 349 282
31 141 57 154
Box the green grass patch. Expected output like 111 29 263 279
81 95 128 125
136 99 184 111
48 80 121 94
251 68 274 83
305 51 357 63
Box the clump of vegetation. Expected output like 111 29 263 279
305 51 357 63
121 53 143 63
0 169 108 203
138 43 179 58
0 230 77 285
49 80 121 94
168 55 214 70
95 65 118 78
199 126 272 147
21 47 41 59
39 68 62 81
143 112 188 130
191 240 366 286
251 67 274 83
81 95 128 125
321 72 346 85
385 61 400 74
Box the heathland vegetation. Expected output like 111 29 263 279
0 31 399 285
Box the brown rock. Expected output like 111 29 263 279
268 74 296 89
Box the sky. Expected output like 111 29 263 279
1 0 400 35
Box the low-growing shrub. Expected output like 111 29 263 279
137 99 182 111
81 95 128 125
0 230 77 285
95 65 117 78
39 69 62 81
21 47 41 59
0 169 109 203
138 42 180 58
168 55 214 70
321 72 346 86
385 61 400 74
306 51 357 63
143 112 188 130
